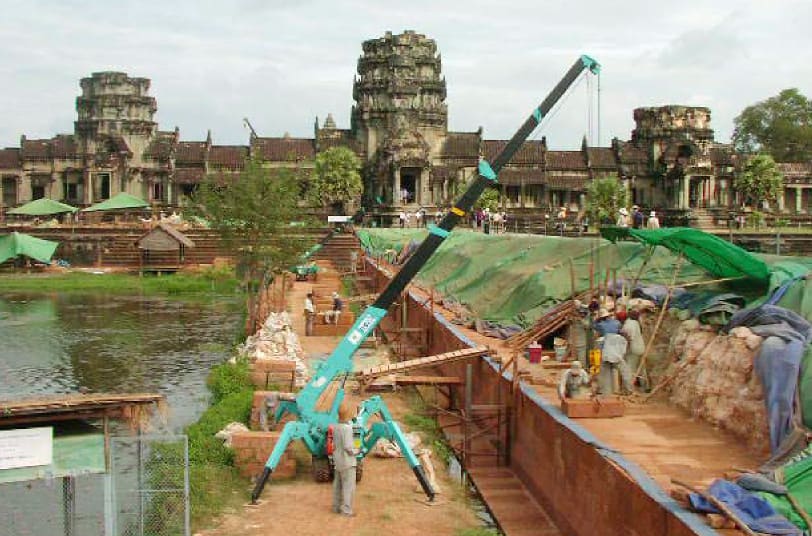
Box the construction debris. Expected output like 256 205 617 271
239 311 310 387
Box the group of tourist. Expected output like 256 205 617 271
561 300 647 399
471 207 508 234
616 205 660 229
397 207 438 228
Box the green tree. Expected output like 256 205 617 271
734 153 784 211
190 158 311 332
732 88 812 162
586 176 627 225
309 146 362 212
473 186 499 211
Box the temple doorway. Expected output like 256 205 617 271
400 167 420 204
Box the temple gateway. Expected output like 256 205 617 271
1 30 810 220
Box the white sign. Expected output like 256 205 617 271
0 427 53 470
327 215 351 223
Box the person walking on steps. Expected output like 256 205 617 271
332 401 359 516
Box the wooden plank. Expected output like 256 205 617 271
393 376 464 385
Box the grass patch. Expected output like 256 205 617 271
455 528 500 536
403 388 454 465
186 357 255 529
0 269 239 295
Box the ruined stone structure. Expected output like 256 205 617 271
1 31 811 218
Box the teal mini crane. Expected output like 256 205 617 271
251 54 601 503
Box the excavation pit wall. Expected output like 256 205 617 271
364 258 714 536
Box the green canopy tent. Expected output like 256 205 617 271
600 226 772 283
7 198 78 217
0 232 59 265
81 192 150 212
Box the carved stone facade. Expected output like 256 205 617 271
2 32 811 217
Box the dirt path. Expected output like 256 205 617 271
197 279 481 536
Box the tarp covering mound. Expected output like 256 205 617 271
359 229 714 328
601 226 771 283
7 198 77 216
0 232 58 264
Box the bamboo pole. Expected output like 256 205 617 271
635 255 684 383
671 479 758 536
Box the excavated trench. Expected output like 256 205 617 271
364 257 716 536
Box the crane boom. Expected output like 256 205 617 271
251 54 601 504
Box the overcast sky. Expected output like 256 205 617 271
1 0 810 150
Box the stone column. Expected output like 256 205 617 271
708 176 716 207
394 168 401 206
682 177 690 209
579 193 586 212
795 187 803 214
778 190 786 212
84 169 93 204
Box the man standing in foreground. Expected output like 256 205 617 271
332 401 359 516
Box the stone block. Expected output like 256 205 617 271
231 431 296 479
561 397 625 418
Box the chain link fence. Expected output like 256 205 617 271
0 434 188 536
112 435 189 536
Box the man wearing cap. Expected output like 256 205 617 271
632 205 645 229
325 291 344 324
616 207 630 228
593 309 632 395
558 361 591 400
647 211 661 229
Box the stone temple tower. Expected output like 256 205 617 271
352 30 448 206
74 72 158 161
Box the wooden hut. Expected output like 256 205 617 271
135 222 195 272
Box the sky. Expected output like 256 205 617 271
1 0 810 150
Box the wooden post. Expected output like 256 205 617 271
463 364 473 472
589 261 595 301
569 258 576 299
635 255 684 381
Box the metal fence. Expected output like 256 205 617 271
111 435 190 536
0 434 189 536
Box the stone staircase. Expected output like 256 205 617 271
689 208 720 230
311 231 361 273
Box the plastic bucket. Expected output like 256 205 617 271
554 345 568 361
528 346 543 364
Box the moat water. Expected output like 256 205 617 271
0 291 242 430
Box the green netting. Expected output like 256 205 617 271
7 198 77 216
756 445 812 530
359 229 715 328
601 227 771 283
0 232 58 264
81 192 149 212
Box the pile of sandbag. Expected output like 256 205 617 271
372 432 422 458
215 422 250 448
240 311 310 387
668 320 769 452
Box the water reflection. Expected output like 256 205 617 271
0 292 240 431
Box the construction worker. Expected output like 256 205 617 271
621 309 646 386
594 309 632 395
304 292 316 336
558 360 591 400
332 400 359 516
325 292 344 324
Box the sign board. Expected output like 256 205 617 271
327 215 351 223
0 427 53 470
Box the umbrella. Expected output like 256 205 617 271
82 192 150 212
7 198 78 216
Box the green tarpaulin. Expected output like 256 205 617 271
600 227 771 283
0 232 58 264
81 192 149 212
7 198 77 216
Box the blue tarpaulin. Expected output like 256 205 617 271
689 479 801 535
725 305 812 453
